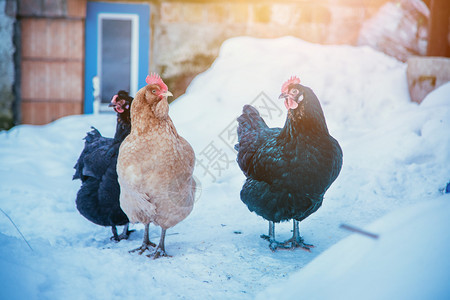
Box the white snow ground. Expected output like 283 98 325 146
0 37 449 299
260 198 450 300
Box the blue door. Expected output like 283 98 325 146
84 2 150 113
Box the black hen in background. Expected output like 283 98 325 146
73 91 134 241
235 76 343 251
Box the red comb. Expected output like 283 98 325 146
145 73 168 91
281 76 301 93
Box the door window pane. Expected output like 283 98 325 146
100 19 132 104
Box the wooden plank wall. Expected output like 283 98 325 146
20 0 86 125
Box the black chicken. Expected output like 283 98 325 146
73 91 134 241
235 76 343 251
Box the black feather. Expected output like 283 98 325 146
236 84 342 223
73 91 133 228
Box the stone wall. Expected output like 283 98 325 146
0 0 16 130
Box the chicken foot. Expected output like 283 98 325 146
260 221 285 251
148 228 171 259
130 224 156 254
281 220 314 251
110 223 135 242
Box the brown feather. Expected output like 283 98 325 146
117 83 195 230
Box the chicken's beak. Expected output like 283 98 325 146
109 94 118 107
279 93 287 100
162 91 173 98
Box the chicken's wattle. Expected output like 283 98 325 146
285 98 298 110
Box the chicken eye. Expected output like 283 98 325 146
291 89 299 94
152 90 157 94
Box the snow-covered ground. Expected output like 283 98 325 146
261 199 450 300
1 36 449 299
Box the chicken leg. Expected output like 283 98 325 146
130 224 156 254
261 221 284 251
148 228 171 259
281 220 314 251
110 223 135 242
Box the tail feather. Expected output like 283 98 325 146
237 105 268 138
235 105 268 151
85 127 102 143
235 105 271 175
73 127 112 181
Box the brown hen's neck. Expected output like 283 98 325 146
130 97 177 136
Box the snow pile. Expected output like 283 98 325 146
1 36 449 299
260 197 450 300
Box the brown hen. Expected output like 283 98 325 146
117 73 196 258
